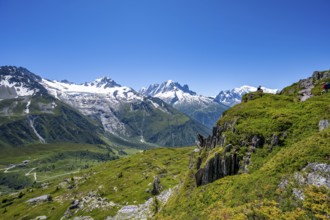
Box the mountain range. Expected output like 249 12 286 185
0 66 278 148
0 66 209 148
140 80 278 128
214 85 279 106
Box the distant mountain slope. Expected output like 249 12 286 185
140 80 229 129
0 66 105 147
41 75 209 147
214 85 279 106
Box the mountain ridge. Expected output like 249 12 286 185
0 66 209 148
139 80 229 129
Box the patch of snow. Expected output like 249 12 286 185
140 135 145 143
24 100 31 114
0 76 36 97
41 79 142 101
28 116 46 144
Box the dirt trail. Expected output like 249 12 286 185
25 167 37 181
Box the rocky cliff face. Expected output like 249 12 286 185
195 151 239 186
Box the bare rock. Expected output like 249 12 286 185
303 163 330 188
270 134 279 147
251 135 264 152
151 176 162 195
69 200 80 210
312 70 330 80
26 195 51 204
33 216 47 220
319 119 329 131
293 188 305 200
73 217 94 220
195 152 240 186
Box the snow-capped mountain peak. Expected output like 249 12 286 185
139 80 230 128
41 77 142 102
0 66 45 99
84 76 121 89
215 85 279 106
140 80 196 98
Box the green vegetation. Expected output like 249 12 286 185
0 143 121 194
117 101 210 147
0 147 193 219
0 96 105 146
157 76 330 219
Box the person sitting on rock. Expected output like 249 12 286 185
322 82 329 94
257 86 263 93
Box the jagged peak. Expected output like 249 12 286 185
83 76 121 88
141 80 196 97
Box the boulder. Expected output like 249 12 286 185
33 216 47 220
26 195 51 203
151 176 162 195
319 119 329 131
69 200 80 210
251 135 264 150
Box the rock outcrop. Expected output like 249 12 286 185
195 151 239 186
195 123 242 186
26 195 51 203
312 70 330 81
196 125 225 150
319 119 329 131
279 163 330 201
298 77 314 102
151 176 162 195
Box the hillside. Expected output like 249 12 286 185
0 66 106 147
0 70 329 219
158 70 330 219
0 147 193 219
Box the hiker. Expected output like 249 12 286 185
322 82 330 94
257 86 263 93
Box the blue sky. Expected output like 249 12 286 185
1 0 330 96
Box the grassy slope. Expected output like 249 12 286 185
157 87 330 219
0 147 193 219
0 143 120 194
